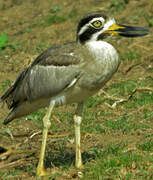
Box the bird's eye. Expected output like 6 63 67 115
91 20 103 28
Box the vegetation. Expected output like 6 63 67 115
0 0 152 179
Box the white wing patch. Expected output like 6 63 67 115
63 52 79 59
63 52 74 57
67 78 78 88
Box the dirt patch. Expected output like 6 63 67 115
0 0 152 179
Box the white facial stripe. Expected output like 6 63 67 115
78 17 105 36
78 17 116 39
103 18 115 32
89 17 105 24
78 23 89 36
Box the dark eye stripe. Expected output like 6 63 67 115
76 10 109 44
77 11 108 34
77 27 100 44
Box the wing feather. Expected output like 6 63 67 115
0 42 82 109
15 64 81 102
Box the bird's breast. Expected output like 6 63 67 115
79 41 120 90
86 41 120 67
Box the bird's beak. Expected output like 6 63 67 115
104 24 150 37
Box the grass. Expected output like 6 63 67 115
144 14 153 27
109 0 128 13
33 5 79 27
2 74 152 179
0 169 20 179
0 50 152 180
0 33 8 53
0 33 22 54
83 142 153 179
0 79 13 92
49 6 64 13
139 140 153 152
0 0 153 179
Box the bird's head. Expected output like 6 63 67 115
77 11 149 44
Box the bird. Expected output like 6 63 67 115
0 10 149 177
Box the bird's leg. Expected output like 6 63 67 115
36 100 55 177
74 102 84 169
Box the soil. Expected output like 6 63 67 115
0 0 152 179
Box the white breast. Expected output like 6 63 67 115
86 41 119 62
86 40 120 73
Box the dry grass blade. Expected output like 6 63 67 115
129 43 151 51
29 130 41 139
101 87 153 108
124 63 141 74
99 89 122 101
0 149 20 160
128 87 153 100
0 0 152 179
0 159 24 170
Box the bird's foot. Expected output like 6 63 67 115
36 166 50 179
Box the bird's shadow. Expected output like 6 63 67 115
44 151 96 169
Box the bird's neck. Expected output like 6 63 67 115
84 40 119 64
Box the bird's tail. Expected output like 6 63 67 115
0 69 29 125
0 86 15 109
0 86 16 125
3 109 16 125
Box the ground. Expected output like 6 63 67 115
0 0 153 179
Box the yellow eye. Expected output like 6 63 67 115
92 20 102 28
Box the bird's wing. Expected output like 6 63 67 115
0 42 83 109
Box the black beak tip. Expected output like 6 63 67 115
117 25 150 37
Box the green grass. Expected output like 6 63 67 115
45 15 67 26
36 43 51 53
0 1 152 179
0 79 13 92
49 6 64 13
1 67 152 179
34 6 79 27
0 169 20 179
109 0 127 13
83 148 152 180
0 33 22 54
144 14 153 27
0 33 8 53
139 140 153 152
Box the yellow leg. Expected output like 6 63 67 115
36 101 55 177
74 102 84 168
